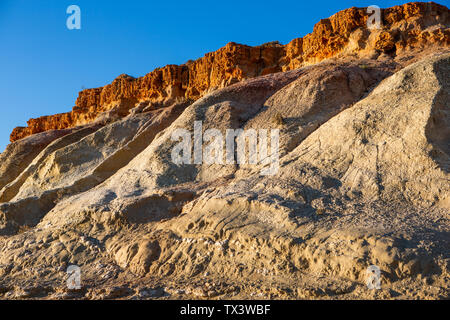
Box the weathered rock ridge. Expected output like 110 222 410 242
10 2 450 142
0 3 449 300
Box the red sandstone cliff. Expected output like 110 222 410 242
10 2 450 142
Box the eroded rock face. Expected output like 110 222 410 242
284 2 450 68
0 3 449 300
9 2 450 142
0 128 83 191
1 51 448 300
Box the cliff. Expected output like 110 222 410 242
0 2 449 300
10 2 450 142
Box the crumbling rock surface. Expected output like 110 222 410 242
0 128 88 191
0 3 449 300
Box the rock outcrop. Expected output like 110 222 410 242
10 2 450 142
0 2 449 300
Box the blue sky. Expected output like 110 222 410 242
0 0 446 151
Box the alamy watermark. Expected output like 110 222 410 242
367 5 382 30
171 121 280 175
66 5 81 30
366 265 381 289
66 265 81 289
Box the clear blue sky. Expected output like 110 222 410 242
1 0 446 151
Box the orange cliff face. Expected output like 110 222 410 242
10 2 450 142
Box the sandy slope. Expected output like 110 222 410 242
0 51 448 300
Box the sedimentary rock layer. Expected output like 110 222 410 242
0 51 448 300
